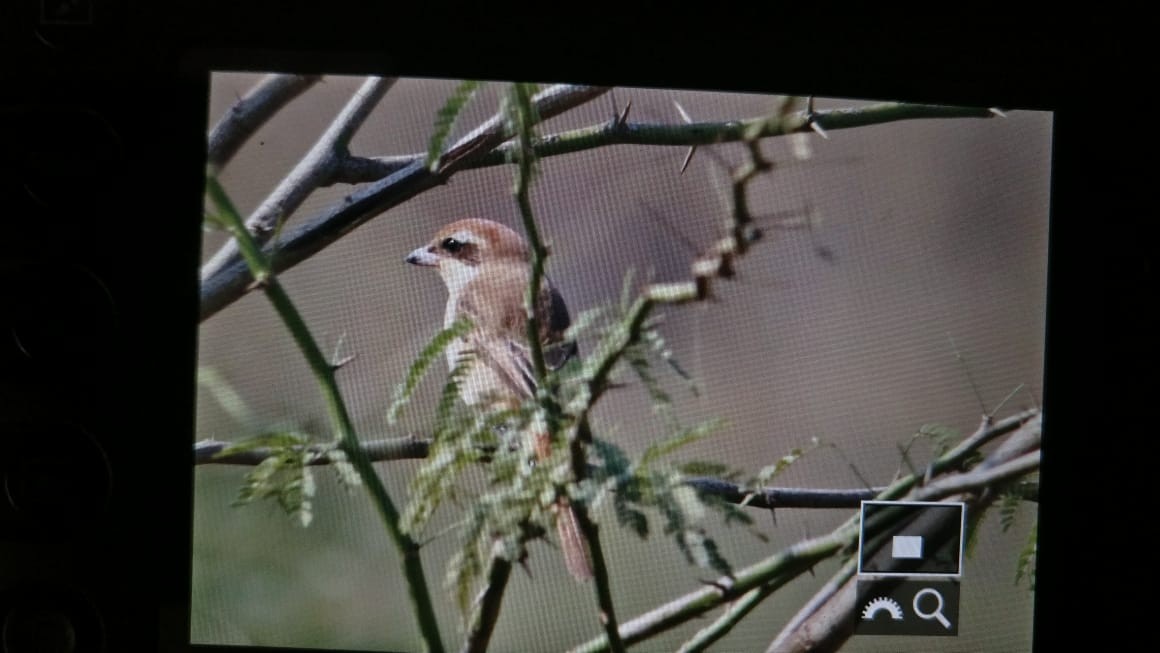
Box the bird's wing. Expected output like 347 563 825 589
542 281 579 371
456 265 578 402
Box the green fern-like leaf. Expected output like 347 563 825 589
912 423 960 457
640 418 725 468
613 497 649 538
387 317 473 425
227 431 316 526
588 436 634 485
198 367 255 427
426 80 482 171
998 491 1021 533
435 350 476 425
756 437 820 487
679 528 733 578
402 404 528 536
447 503 489 616
677 460 746 483
627 344 672 408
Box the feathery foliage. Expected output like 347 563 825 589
221 431 319 527
198 366 254 427
1015 520 1037 590
907 423 960 459
387 317 474 425
426 80 482 171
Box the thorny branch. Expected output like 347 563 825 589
570 411 1040 653
200 80 996 322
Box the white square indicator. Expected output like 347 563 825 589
892 535 923 559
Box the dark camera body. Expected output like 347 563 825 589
0 6 1134 652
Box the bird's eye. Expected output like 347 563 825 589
441 237 464 253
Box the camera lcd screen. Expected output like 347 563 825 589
193 73 1049 652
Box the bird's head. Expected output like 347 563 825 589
406 218 529 295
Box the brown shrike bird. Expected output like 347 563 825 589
406 218 592 581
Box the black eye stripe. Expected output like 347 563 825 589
441 237 464 253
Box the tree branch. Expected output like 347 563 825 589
192 410 1038 510
568 410 1040 653
201 76 396 284
207 73 322 171
198 99 995 324
765 413 1041 653
194 436 429 466
460 544 513 653
327 102 997 184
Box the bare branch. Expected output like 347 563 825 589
195 436 429 466
687 478 883 509
201 76 396 284
207 74 322 171
460 544 513 653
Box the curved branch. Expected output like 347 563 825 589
207 73 322 171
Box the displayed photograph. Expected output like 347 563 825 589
193 73 1049 652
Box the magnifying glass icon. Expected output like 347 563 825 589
913 587 951 629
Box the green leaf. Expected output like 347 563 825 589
426 80 482 171
756 437 820 486
677 460 741 481
913 423 960 457
198 366 255 427
999 492 1021 533
217 431 310 457
1015 520 1037 590
227 431 316 527
679 528 733 577
402 405 519 536
613 495 649 538
387 317 473 425
640 419 725 469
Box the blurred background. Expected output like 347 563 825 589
193 74 1050 652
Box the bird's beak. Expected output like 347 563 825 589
406 246 439 267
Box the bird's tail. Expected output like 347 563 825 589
556 497 593 582
534 431 593 582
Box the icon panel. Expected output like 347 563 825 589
854 580 959 636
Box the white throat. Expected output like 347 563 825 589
439 259 479 328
